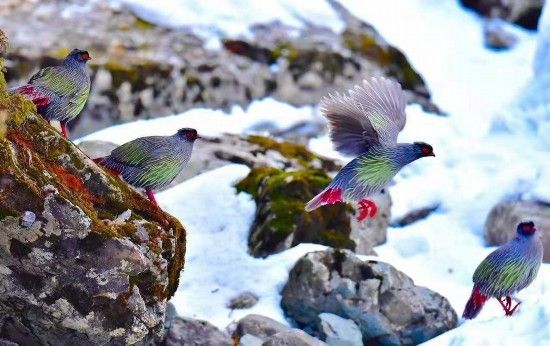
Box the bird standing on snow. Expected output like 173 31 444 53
93 128 200 206
462 221 543 319
305 77 435 221
11 49 91 138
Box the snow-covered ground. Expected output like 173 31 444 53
83 0 550 344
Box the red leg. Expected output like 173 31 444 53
497 297 509 313
146 189 159 206
357 199 378 221
507 301 521 316
60 121 69 139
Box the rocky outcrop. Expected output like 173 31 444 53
0 61 186 344
281 249 457 345
233 314 326 346
163 317 232 346
460 0 544 30
1 0 439 138
484 200 550 262
318 313 362 346
235 136 387 257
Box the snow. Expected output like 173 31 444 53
83 0 550 344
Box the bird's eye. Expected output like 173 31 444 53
421 146 431 154
81 52 90 61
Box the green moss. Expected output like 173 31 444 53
134 17 156 31
52 47 71 59
238 166 354 257
247 135 319 167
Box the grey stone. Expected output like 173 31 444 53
227 291 259 310
239 334 264 346
318 313 362 346
262 330 327 346
484 200 550 262
459 0 543 30
483 19 518 50
235 314 290 340
20 211 36 228
349 189 391 253
164 317 232 346
281 249 457 345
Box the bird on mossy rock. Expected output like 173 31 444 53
93 128 200 206
11 49 91 138
305 76 435 221
462 221 543 319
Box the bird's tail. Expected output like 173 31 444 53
92 157 105 164
462 286 488 319
11 85 50 107
305 187 343 212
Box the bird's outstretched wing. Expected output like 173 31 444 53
321 77 407 156
109 136 171 167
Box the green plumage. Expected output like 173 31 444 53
355 155 397 186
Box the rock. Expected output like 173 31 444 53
262 330 327 346
0 60 186 344
235 314 290 340
239 334 264 346
1 0 439 138
318 313 362 346
164 317 232 346
281 249 457 345
227 291 259 310
460 0 543 30
0 29 7 57
391 204 440 228
483 19 518 50
484 200 550 262
234 135 387 257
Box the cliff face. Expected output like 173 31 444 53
0 59 186 345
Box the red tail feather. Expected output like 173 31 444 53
15 85 50 107
305 187 342 212
92 157 105 164
462 286 488 319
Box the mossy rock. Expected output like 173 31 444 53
0 58 186 344
237 166 354 258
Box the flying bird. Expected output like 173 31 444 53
12 48 91 138
305 77 435 221
462 221 543 319
93 128 200 206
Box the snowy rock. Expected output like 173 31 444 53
235 314 290 340
349 189 391 253
484 200 550 262
164 317 232 346
281 249 457 345
459 0 543 30
0 66 186 345
1 0 437 137
318 313 362 346
262 330 327 346
227 291 260 310
239 334 264 346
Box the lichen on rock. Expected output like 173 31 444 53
0 58 186 344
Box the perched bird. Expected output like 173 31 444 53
462 221 543 319
305 77 435 221
93 128 200 206
11 49 91 138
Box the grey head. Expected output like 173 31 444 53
176 128 201 143
63 49 91 67
390 141 435 168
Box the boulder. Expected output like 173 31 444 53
318 313 362 346
235 136 385 257
281 249 457 345
163 317 232 346
227 291 259 310
262 330 327 346
484 200 550 262
0 60 186 345
483 19 518 50
235 314 290 340
460 0 543 30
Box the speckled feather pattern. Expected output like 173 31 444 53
473 233 543 297
102 134 194 190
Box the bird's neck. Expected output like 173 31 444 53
63 59 85 70
376 144 419 169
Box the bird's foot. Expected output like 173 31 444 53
146 189 159 207
498 296 520 316
357 199 377 221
